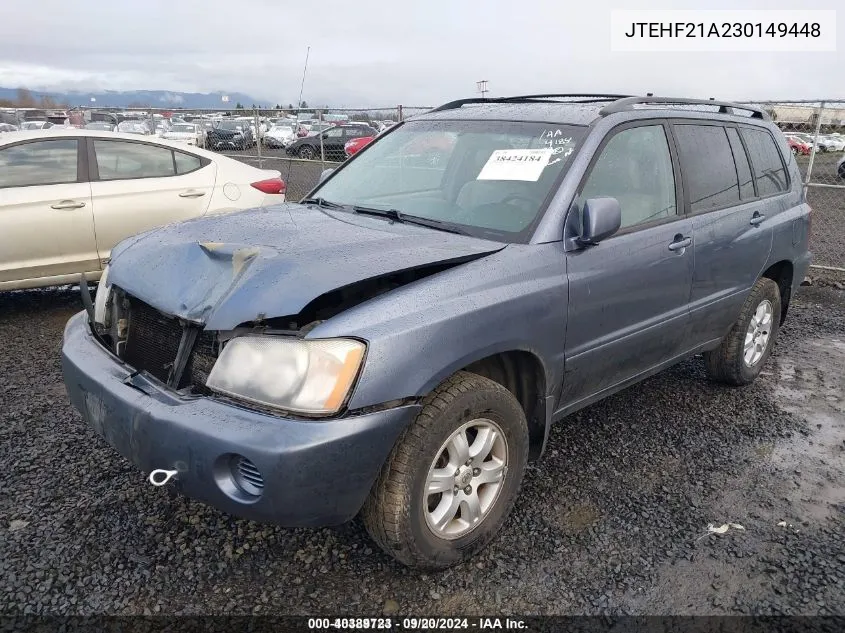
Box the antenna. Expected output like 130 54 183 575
297 46 310 112
476 80 489 99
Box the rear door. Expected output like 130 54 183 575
88 138 216 260
0 137 99 285
671 122 776 345
322 127 346 160
561 122 694 410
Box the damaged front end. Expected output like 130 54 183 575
85 251 494 419
80 205 506 417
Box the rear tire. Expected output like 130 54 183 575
362 371 529 569
704 277 781 386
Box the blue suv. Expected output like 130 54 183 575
62 94 811 569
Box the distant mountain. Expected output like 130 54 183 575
0 87 275 110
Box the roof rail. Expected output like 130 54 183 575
599 96 769 120
429 94 634 112
500 93 633 101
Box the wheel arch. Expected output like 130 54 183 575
429 349 549 461
761 260 794 324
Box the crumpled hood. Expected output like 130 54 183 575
108 204 505 330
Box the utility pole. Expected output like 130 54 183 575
476 80 489 99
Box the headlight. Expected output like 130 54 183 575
206 336 365 415
93 264 111 326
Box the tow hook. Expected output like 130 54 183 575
148 469 179 487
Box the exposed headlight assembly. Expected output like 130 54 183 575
206 336 366 416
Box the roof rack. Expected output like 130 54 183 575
429 94 634 112
599 96 769 119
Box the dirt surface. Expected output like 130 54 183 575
0 285 843 616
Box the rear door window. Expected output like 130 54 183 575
94 140 175 180
739 128 789 196
672 124 740 213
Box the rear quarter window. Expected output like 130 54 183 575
739 127 789 196
174 151 202 175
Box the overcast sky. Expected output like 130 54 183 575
0 0 840 107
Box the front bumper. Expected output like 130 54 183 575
61 311 419 526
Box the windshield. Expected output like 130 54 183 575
171 124 195 132
21 121 45 129
312 119 584 242
85 123 113 130
270 125 293 132
217 121 244 131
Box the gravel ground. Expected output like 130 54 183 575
1 282 843 616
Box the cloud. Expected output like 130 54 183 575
0 0 841 107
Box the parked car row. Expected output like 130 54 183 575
784 132 845 155
284 123 378 161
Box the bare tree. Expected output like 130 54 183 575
16 88 36 107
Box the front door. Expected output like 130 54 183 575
0 138 99 285
560 122 694 411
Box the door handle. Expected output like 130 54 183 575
50 200 86 210
749 212 766 226
178 190 206 198
668 236 692 252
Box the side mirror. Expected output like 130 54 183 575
319 168 335 183
579 197 621 245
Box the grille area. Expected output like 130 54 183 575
123 298 184 383
182 331 218 390
233 456 264 496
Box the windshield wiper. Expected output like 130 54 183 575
351 205 471 236
300 196 346 210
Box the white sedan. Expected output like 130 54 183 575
162 123 206 148
819 135 845 152
263 124 296 148
0 129 286 290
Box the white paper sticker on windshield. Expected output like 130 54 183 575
477 149 554 181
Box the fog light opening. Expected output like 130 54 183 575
213 453 264 503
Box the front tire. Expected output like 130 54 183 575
363 371 528 569
704 277 781 386
298 145 315 160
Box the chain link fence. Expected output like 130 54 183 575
740 100 845 274
0 103 430 201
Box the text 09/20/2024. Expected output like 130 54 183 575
307 617 528 630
